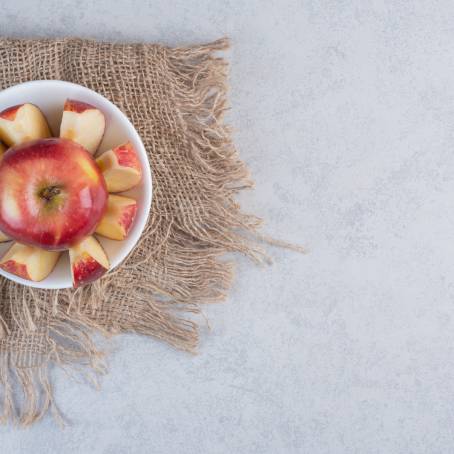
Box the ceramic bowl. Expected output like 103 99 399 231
0 80 152 289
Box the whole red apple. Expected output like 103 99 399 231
0 138 108 250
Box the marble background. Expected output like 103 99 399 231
2 1 454 452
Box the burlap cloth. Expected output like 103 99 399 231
0 37 300 426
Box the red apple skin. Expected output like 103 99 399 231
64 99 97 114
0 138 108 250
72 253 107 287
119 203 137 234
114 142 141 170
0 260 29 279
0 104 21 121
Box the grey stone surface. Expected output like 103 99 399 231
1 0 454 452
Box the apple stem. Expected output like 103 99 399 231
40 186 61 202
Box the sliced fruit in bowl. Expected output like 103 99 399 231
0 81 152 289
96 142 142 192
0 242 60 282
96 194 138 241
0 103 51 146
60 99 105 154
69 235 110 288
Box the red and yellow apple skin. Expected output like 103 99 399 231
114 142 140 169
69 236 109 287
0 105 20 121
63 99 96 114
1 259 28 279
0 138 108 250
96 142 142 192
72 253 106 287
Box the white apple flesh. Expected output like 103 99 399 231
95 194 137 241
0 242 60 281
0 103 51 147
60 99 105 154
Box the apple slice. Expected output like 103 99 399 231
0 103 51 146
95 194 137 241
69 236 109 287
60 99 105 154
95 142 142 192
0 242 60 281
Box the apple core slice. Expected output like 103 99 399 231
0 242 60 281
60 99 105 154
0 103 51 147
96 142 142 192
95 194 138 240
69 236 109 287
0 138 108 250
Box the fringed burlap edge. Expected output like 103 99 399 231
0 37 303 426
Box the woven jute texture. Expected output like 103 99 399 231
0 36 276 426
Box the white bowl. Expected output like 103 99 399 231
0 80 152 289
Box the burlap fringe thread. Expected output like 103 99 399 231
0 38 304 426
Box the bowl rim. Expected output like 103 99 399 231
0 80 153 289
